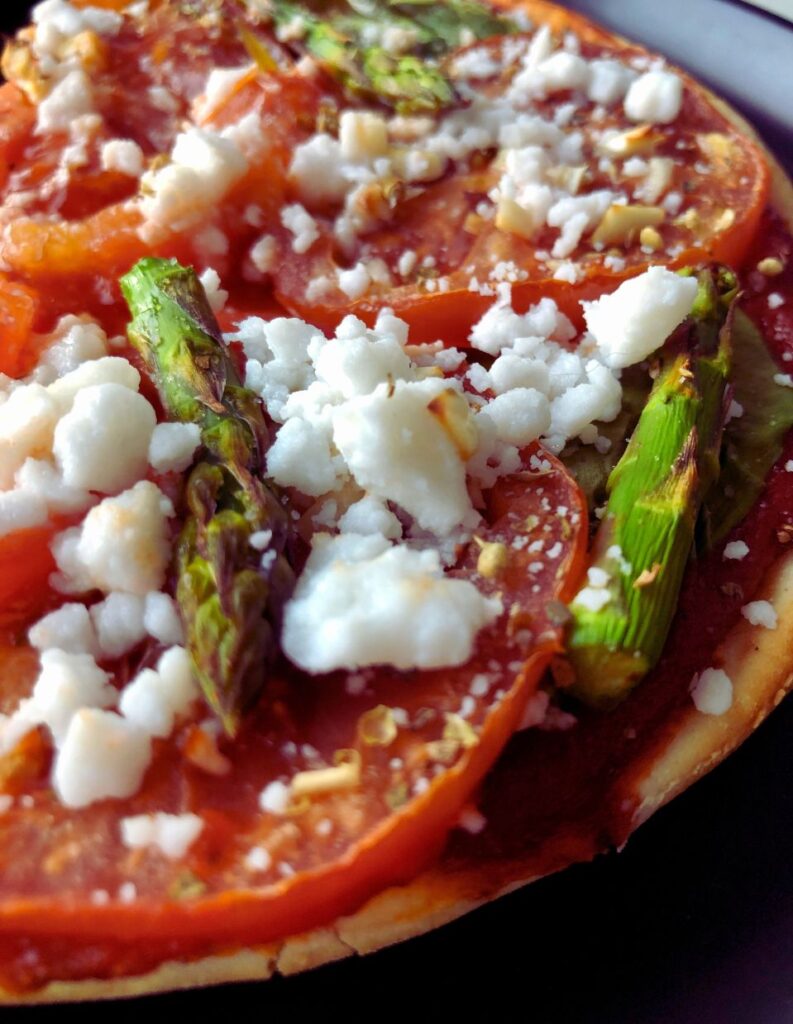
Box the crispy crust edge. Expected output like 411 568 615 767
2 19 793 1010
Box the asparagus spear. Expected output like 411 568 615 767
120 257 294 736
263 0 513 113
704 307 793 544
565 268 735 707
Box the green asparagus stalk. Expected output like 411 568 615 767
120 257 295 736
262 0 514 113
703 307 793 544
395 0 518 50
565 268 736 707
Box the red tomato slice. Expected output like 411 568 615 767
0 84 35 195
0 523 61 633
0 69 326 295
0 274 40 377
271 12 769 341
0 450 586 950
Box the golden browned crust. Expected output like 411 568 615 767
2 8 793 1007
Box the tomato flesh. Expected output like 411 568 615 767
272 24 769 340
0 448 586 954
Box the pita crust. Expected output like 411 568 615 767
1 0 792 1003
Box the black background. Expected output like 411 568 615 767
2 1 793 1020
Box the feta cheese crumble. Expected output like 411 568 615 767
583 268 698 368
100 138 145 178
52 481 174 596
53 383 156 493
119 647 199 737
22 649 115 744
148 422 201 474
624 70 683 124
259 780 290 815
282 534 501 673
140 126 249 240
741 600 778 630
723 540 749 561
54 709 152 808
90 592 146 658
120 812 204 860
690 668 733 716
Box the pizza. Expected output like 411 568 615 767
0 0 791 1002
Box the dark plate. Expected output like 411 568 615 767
2 2 793 1020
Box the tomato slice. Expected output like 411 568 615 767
0 523 62 633
271 12 769 340
0 274 40 377
0 451 586 949
0 68 326 298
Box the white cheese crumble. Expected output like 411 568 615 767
148 422 201 474
0 334 167 537
32 0 122 69
481 388 551 446
723 540 749 561
52 481 174 596
337 495 402 539
120 812 204 860
583 268 698 369
333 379 478 535
143 592 184 646
238 312 479 534
289 134 349 205
90 592 146 658
248 234 277 276
119 646 199 738
239 290 652 678
245 845 272 872
259 780 290 815
624 70 683 124
54 709 152 809
3 641 197 810
690 667 733 716
280 27 684 268
281 203 320 254
337 262 372 300
282 534 501 673
100 139 145 178
118 881 137 903
30 316 108 385
28 603 98 656
36 68 94 134
198 268 228 314
22 649 115 744
587 566 611 588
741 600 778 630
53 383 156 493
140 127 248 240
